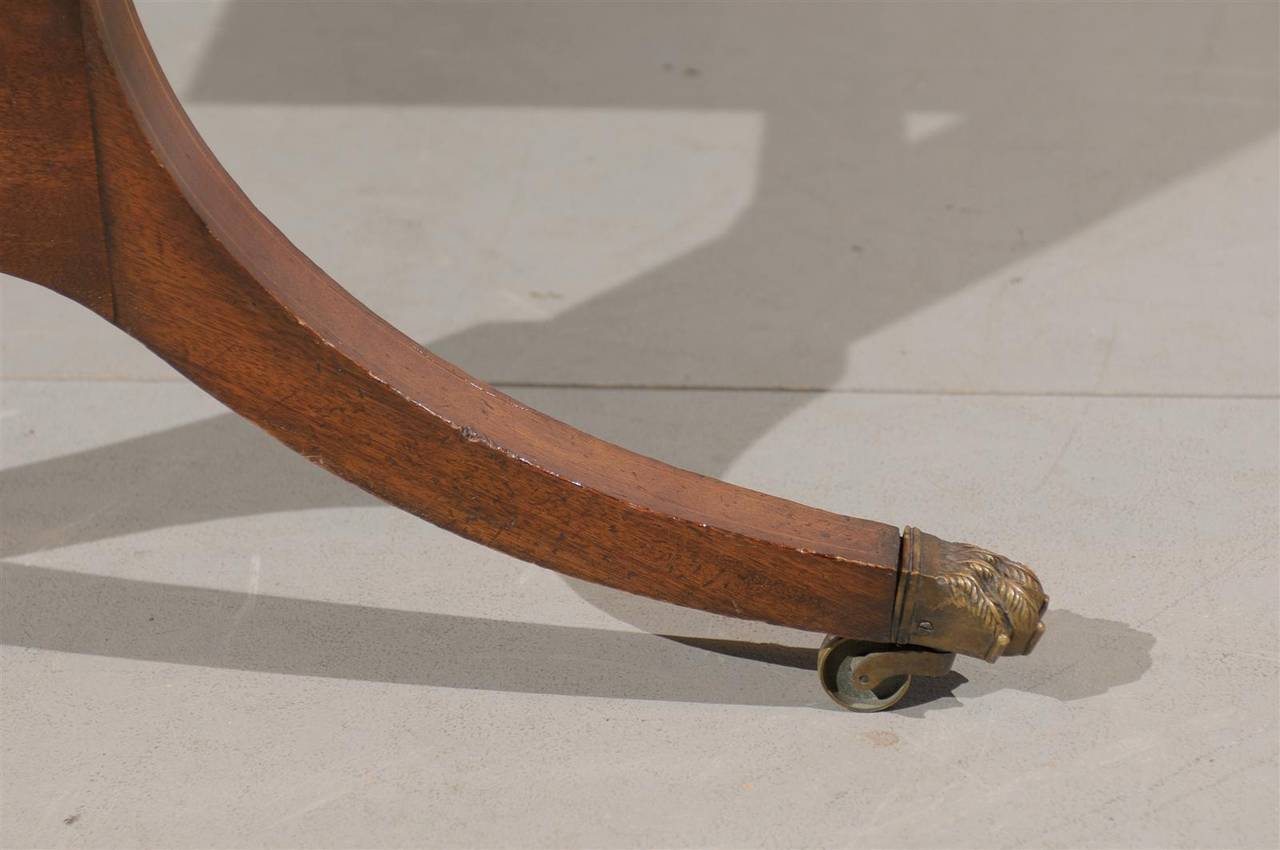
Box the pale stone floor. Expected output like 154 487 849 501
2 2 1277 847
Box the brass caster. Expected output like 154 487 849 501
817 635 956 712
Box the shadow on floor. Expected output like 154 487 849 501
0 562 1152 712
0 406 1156 710
893 609 1157 717
0 561 821 708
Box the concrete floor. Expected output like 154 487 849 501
2 1 1277 847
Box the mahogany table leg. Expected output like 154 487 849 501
0 0 1047 710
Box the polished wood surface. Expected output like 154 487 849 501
0 0 112 317
2 0 903 640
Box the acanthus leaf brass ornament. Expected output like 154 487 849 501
894 527 1048 662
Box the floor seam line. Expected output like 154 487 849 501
1 376 1277 401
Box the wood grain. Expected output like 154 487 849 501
0 0 112 317
2 0 904 641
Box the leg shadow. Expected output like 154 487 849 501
895 609 1157 717
0 414 377 559
0 561 825 709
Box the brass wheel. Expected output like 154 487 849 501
817 636 912 712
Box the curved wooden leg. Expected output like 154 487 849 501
0 0 1047 709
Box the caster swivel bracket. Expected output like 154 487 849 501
817 638 955 712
